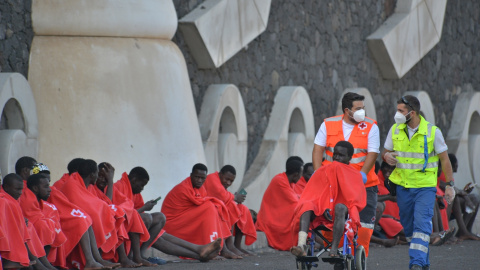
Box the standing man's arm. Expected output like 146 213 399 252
362 124 380 174
313 122 327 171
312 144 325 171
438 151 455 204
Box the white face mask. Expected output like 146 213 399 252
349 109 365 122
394 111 412 124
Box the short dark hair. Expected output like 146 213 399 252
129 167 149 181
27 173 48 190
286 156 304 169
334 141 354 157
78 159 98 178
68 158 85 175
220 165 236 175
286 160 303 175
15 156 37 175
342 92 365 112
191 163 208 174
397 95 420 114
304 162 313 172
380 161 396 173
2 173 22 188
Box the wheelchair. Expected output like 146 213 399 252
295 224 366 270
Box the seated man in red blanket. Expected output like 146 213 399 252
161 164 235 259
204 165 257 256
1 173 37 269
114 166 222 262
29 161 128 270
60 160 123 269
92 162 152 267
19 172 67 269
291 141 367 258
255 159 304 251
294 162 314 196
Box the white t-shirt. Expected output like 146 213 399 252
384 124 448 154
314 119 380 153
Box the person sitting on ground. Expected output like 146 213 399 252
19 171 67 269
255 158 304 251
440 153 480 241
293 162 314 196
60 159 123 269
204 165 257 256
33 161 130 270
291 141 366 258
114 166 222 262
1 173 37 269
91 163 153 267
53 158 85 189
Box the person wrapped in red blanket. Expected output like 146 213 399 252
291 141 367 259
204 165 257 256
293 163 314 196
161 164 235 259
91 162 153 267
60 160 123 269
255 158 304 251
114 166 222 262
19 172 67 268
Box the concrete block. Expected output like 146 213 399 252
179 0 271 69
367 0 447 79
0 73 38 177
32 0 178 39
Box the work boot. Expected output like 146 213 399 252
410 265 422 270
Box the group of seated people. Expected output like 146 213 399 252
0 157 257 270
254 141 479 259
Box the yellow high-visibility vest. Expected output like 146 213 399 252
389 116 439 188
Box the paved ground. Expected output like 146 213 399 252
135 240 480 270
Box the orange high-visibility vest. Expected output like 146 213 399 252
321 115 379 187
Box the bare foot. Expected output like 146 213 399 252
212 256 226 261
84 261 105 270
227 244 244 256
98 259 121 269
199 238 222 261
236 247 254 256
290 246 307 257
220 247 243 259
119 258 141 268
457 233 480 241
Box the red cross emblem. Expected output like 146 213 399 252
358 122 367 130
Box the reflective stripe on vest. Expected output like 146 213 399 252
389 116 439 188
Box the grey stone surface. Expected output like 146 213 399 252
172 0 480 170
0 0 32 76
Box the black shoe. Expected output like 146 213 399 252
410 265 422 270
423 266 430 270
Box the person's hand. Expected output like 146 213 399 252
234 193 246 204
143 200 157 211
102 163 115 184
384 152 398 166
464 182 474 194
444 185 456 204
360 171 367 184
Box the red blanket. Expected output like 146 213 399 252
293 162 366 243
53 173 69 190
204 172 257 245
60 173 118 254
113 173 145 210
255 173 299 250
293 176 307 196
18 182 67 266
161 177 231 245
0 189 30 266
